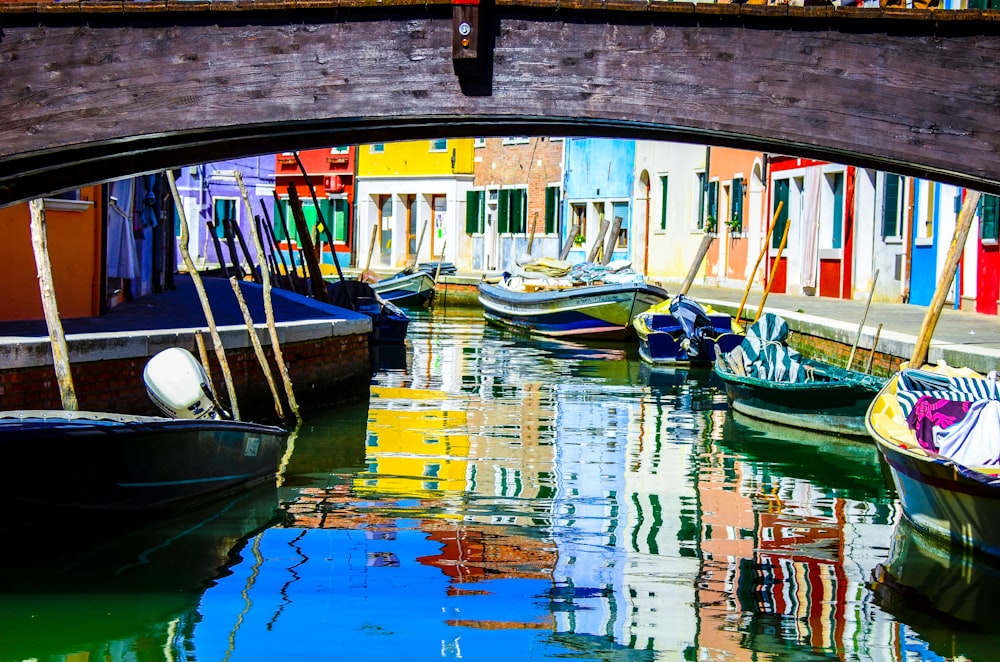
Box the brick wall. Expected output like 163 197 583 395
789 331 900 378
0 332 370 422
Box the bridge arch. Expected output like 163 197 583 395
3 2 1000 205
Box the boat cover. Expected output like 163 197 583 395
735 313 807 383
898 369 1000 466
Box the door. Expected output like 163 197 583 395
378 194 392 264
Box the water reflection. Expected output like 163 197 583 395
6 307 979 661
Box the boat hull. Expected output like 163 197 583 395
0 410 286 512
477 280 668 340
867 369 1000 556
372 271 436 307
715 357 883 437
636 320 743 365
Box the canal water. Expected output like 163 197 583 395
3 307 1000 661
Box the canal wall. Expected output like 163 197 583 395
0 320 371 420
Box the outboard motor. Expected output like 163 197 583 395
143 347 226 420
669 294 715 358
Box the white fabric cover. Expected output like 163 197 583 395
934 371 1000 467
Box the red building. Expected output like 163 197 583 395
273 147 357 268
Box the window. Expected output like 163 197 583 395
466 189 485 234
474 138 486 148
882 174 903 239
213 198 237 239
915 180 935 241
502 137 530 145
729 177 744 233
330 146 349 155
696 171 707 230
981 194 1000 243
707 180 719 229
819 171 844 249
544 185 560 234
612 201 629 249
497 188 527 234
370 143 385 153
430 139 448 152
659 175 669 231
772 178 790 248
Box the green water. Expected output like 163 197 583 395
2 308 994 661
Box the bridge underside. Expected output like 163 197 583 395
2 5 999 205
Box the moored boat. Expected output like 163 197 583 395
714 313 885 438
634 293 743 365
477 261 668 340
370 269 436 308
866 362 1000 556
0 348 286 513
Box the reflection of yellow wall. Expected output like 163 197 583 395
357 140 475 177
357 397 471 497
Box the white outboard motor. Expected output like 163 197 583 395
143 347 225 420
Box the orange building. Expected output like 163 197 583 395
0 188 104 322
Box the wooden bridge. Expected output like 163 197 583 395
2 0 1000 205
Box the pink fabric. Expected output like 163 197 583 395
905 396 972 451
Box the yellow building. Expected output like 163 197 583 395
356 139 475 271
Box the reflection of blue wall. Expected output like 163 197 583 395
191 525 571 659
551 384 629 640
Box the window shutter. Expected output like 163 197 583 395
514 189 526 234
731 178 743 232
708 181 719 222
466 190 481 234
660 176 669 231
981 194 1000 242
882 174 900 238
545 186 557 234
773 179 789 248
831 173 844 249
498 190 510 234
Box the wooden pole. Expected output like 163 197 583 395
28 198 78 411
194 330 214 387
865 323 883 375
258 203 297 293
292 152 350 291
286 185 331 303
272 190 298 284
527 211 539 255
410 218 429 271
753 213 792 324
559 220 581 261
679 232 715 296
601 216 623 266
237 171 300 422
736 201 782 325
847 269 879 370
587 218 610 263
910 190 981 368
166 170 241 420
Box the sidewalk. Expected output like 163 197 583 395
684 283 1000 374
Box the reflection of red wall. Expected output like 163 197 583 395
978 243 999 315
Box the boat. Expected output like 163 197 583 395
634 293 743 365
0 347 286 513
713 313 885 437
0 481 281 662
869 518 1000 661
327 279 409 344
477 260 668 340
866 362 1000 556
369 269 437 308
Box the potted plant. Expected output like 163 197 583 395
573 234 586 246
726 216 742 234
704 215 717 234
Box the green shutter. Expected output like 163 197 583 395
981 194 1000 242
773 179 789 248
515 189 527 234
660 176 669 231
882 174 900 238
498 190 510 234
731 178 743 233
545 186 557 234
333 199 348 242
831 173 844 249
466 190 481 234
697 172 707 230
708 181 719 223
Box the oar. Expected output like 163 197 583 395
736 201 782 328
847 269 879 370
753 213 791 324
